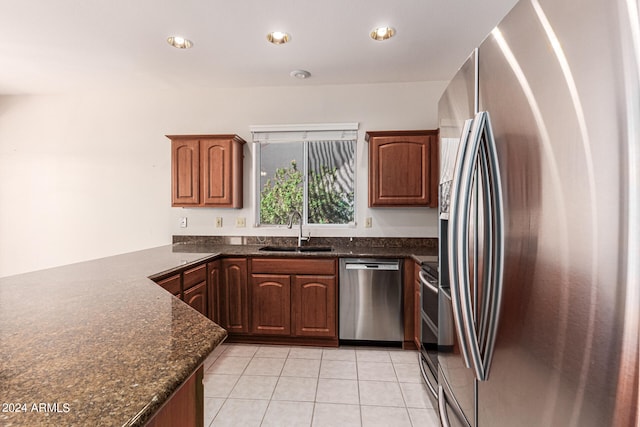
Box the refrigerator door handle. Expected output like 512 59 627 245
448 117 475 369
479 111 505 379
454 111 485 380
453 111 505 381
477 140 494 353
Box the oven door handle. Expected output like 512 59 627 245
438 385 452 427
419 357 437 399
418 270 439 294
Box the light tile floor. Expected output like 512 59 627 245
202 343 440 427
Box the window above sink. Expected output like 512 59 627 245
251 123 358 228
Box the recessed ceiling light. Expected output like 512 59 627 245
290 69 311 79
370 26 396 41
167 36 193 49
267 31 291 45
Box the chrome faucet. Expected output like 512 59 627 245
287 210 310 247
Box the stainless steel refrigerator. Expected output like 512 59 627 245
437 0 639 426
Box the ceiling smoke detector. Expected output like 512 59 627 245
290 70 311 79
370 26 396 41
167 36 193 49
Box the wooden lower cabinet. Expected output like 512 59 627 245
145 366 204 427
207 260 221 323
156 273 181 298
154 256 338 346
183 264 208 318
152 265 209 318
241 257 337 345
184 281 207 317
292 275 336 338
403 258 420 350
218 258 249 334
250 274 291 335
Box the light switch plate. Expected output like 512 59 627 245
215 217 223 228
365 217 372 228
236 217 246 228
179 217 187 228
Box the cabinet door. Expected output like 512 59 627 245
171 139 200 206
250 274 291 335
367 131 438 207
156 274 181 298
292 275 336 338
183 264 208 317
184 281 208 317
200 139 233 207
207 260 220 323
145 366 203 427
219 258 249 333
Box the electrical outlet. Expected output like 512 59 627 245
179 217 187 228
236 217 246 228
365 217 372 228
215 217 223 228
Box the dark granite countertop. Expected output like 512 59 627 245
166 236 438 276
169 242 436 264
0 239 435 426
0 246 227 427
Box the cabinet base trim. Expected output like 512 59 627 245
226 335 338 347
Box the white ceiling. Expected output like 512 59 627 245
0 0 518 95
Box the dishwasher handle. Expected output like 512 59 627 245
344 262 400 271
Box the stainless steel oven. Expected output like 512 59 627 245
418 261 439 404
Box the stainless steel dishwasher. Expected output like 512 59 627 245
339 258 403 344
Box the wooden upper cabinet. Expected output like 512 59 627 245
172 139 200 206
168 134 246 208
366 130 438 207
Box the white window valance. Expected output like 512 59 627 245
250 122 359 143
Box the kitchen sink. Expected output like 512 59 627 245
258 245 333 252
298 246 333 252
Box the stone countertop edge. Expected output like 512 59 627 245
147 242 436 281
0 246 227 427
168 242 437 267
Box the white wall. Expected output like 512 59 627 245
0 81 446 277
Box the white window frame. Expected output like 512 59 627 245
250 123 359 228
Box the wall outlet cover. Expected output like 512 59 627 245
215 217 223 228
236 217 246 228
179 217 188 228
364 217 372 228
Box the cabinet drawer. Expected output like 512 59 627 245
183 263 207 290
251 258 336 275
157 274 181 296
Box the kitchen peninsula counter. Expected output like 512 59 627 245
0 238 434 425
0 246 227 427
